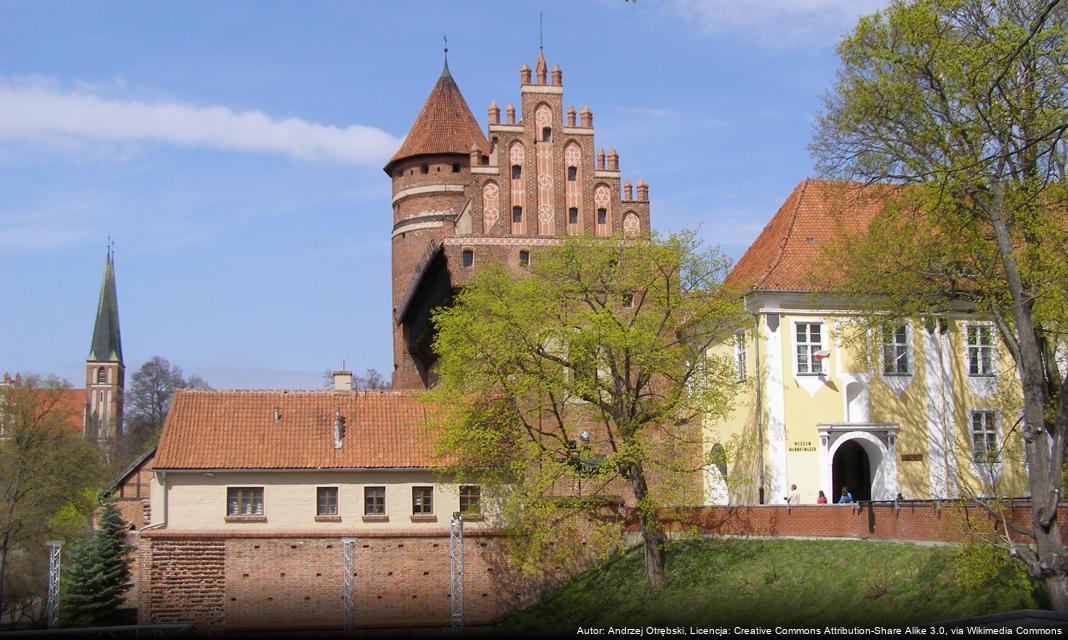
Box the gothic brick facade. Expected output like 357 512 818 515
388 51 652 389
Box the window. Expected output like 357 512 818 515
511 164 522 179
512 206 523 224
968 325 995 376
316 487 338 516
622 293 634 309
795 322 824 375
970 410 999 461
597 208 607 225
96 367 107 384
412 486 433 514
364 486 385 515
882 324 910 375
542 127 552 142
420 164 428 174
462 249 474 268
568 207 579 224
567 166 577 182
519 251 530 268
459 485 481 515
452 163 461 173
227 487 263 516
735 331 747 383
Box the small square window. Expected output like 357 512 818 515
462 250 474 268
452 163 461 173
364 486 385 515
512 207 523 223
568 208 579 224
227 487 264 516
317 487 338 516
970 411 999 461
459 485 481 515
519 251 530 268
882 324 910 375
622 293 634 308
511 165 522 180
567 166 577 182
412 486 433 514
967 325 995 376
542 127 552 142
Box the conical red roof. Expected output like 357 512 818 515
385 63 488 173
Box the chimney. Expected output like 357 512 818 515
567 105 576 127
334 407 345 449
333 370 353 392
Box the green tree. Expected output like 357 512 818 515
428 233 747 587
0 375 101 623
810 0 1068 608
60 501 132 627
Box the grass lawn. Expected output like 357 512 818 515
495 538 1040 634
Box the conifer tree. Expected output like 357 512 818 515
61 501 132 627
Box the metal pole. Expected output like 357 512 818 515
45 540 63 628
449 512 464 630
341 537 356 635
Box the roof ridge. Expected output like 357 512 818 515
177 388 413 396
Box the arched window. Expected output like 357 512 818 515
462 250 474 268
519 251 530 267
96 367 107 384
512 164 522 179
567 166 577 182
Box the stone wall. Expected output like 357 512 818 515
137 529 542 634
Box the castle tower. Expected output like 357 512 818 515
385 59 488 389
387 51 652 390
85 245 124 447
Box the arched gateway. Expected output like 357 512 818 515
818 424 899 501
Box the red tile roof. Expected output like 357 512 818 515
153 389 441 470
725 179 895 293
385 64 488 172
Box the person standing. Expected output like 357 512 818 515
786 484 800 506
817 490 828 504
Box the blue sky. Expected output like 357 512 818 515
0 0 886 389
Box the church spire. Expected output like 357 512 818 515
88 242 123 365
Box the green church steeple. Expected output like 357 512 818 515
88 244 123 365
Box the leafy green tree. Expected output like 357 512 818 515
810 0 1068 608
428 233 747 587
0 375 101 622
60 501 132 627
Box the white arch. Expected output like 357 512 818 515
824 431 898 501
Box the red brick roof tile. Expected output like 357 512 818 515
154 389 441 470
385 64 488 172
725 179 894 293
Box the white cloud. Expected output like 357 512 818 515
0 77 401 165
663 0 889 49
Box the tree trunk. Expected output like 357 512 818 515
629 461 667 588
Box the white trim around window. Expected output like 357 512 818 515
965 322 997 378
793 320 827 376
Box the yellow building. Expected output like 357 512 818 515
705 180 1027 506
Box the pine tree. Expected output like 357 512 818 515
60 501 132 627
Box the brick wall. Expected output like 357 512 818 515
138 530 545 634
628 502 1068 543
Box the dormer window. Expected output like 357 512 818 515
512 165 522 179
